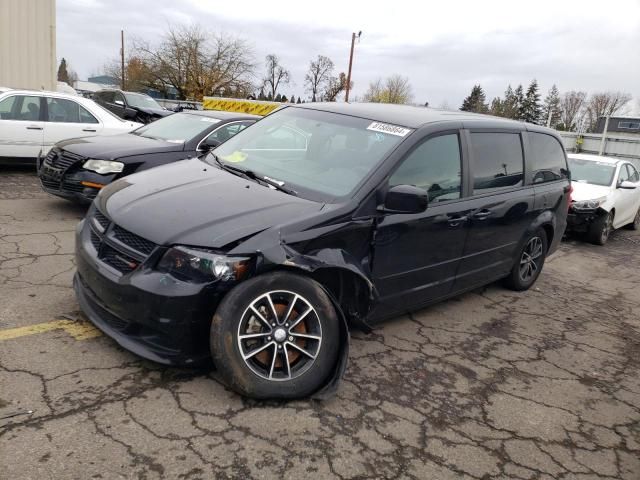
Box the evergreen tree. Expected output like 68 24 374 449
489 97 504 117
290 95 296 103
280 95 288 103
267 92 273 101
502 85 519 119
514 85 525 120
257 87 266 101
541 84 561 128
460 85 488 113
521 79 542 124
57 58 70 85
274 93 283 102
296 97 302 104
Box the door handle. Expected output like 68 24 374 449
447 215 468 227
26 126 43 130
82 128 97 132
473 210 493 220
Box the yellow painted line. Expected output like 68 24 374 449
0 319 102 341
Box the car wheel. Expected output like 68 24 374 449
588 211 614 245
504 229 548 291
625 208 640 230
210 271 340 399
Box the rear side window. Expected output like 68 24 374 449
528 132 568 184
46 98 98 123
471 132 523 194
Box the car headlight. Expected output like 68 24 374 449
83 159 124 174
157 246 252 283
572 196 607 210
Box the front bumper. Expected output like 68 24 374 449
39 164 116 204
566 209 599 232
74 215 230 366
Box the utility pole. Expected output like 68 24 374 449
598 116 610 156
344 31 361 103
120 29 125 90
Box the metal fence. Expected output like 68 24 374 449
558 132 640 162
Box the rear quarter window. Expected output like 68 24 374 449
528 132 568 184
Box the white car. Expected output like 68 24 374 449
567 153 640 244
0 90 141 164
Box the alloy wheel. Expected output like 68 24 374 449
237 290 322 381
519 236 543 282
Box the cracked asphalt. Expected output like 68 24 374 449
1 167 639 480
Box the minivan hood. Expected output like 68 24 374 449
570 181 612 201
98 158 322 248
57 133 184 160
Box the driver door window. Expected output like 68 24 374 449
389 133 462 202
627 164 640 183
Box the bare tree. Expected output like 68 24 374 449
130 24 255 100
362 75 413 104
559 91 587 131
304 55 334 102
262 54 290 100
323 72 349 102
585 91 632 131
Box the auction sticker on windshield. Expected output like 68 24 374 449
367 122 412 137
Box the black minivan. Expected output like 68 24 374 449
74 103 570 399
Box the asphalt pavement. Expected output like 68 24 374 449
1 167 639 479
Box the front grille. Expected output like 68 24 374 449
93 210 110 230
112 225 156 255
50 150 84 170
40 177 60 190
88 208 156 275
90 230 101 251
100 244 140 274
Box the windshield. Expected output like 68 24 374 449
210 107 409 201
124 93 162 110
569 158 616 187
133 113 220 142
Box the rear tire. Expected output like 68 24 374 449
210 272 340 399
504 228 548 291
625 208 640 231
587 211 614 245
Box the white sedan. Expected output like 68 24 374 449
567 153 640 244
0 90 141 164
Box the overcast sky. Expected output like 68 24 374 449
57 0 640 112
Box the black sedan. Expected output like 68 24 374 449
38 110 258 203
93 89 173 124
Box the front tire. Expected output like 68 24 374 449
587 211 614 245
504 229 548 291
210 272 340 399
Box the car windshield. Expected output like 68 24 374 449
209 107 408 201
124 93 162 110
569 158 616 187
133 113 220 142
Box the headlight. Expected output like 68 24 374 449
572 196 607 210
157 246 251 283
83 159 125 174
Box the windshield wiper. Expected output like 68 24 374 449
210 154 297 196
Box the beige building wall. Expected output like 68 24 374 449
0 0 56 91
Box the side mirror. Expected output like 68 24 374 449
200 137 221 151
618 180 637 189
380 184 428 214
114 100 125 106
